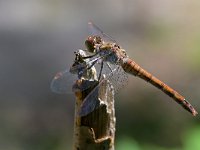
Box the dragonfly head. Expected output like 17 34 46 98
85 36 102 53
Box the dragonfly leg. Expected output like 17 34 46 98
98 61 104 81
87 59 99 70
82 53 97 59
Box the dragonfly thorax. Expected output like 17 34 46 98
85 36 103 53
98 42 128 65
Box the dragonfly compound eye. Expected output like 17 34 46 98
85 36 96 53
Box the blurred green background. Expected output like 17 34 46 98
1 0 200 149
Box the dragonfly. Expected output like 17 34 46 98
51 22 198 117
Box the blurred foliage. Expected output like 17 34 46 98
146 23 173 45
117 125 200 150
183 125 200 150
185 33 200 71
116 136 140 150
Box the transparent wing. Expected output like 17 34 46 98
92 61 129 93
106 63 129 93
78 80 100 116
51 70 77 94
88 22 117 43
51 69 98 94
79 62 129 116
51 53 101 94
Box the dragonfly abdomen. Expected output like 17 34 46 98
121 58 198 116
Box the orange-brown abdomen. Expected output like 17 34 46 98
121 58 198 116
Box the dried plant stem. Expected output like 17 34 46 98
73 79 116 150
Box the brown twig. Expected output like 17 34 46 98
73 79 115 150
